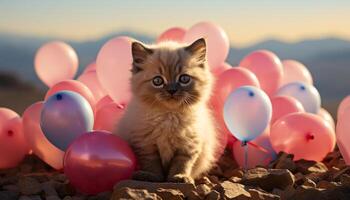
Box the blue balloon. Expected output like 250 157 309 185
223 86 272 142
276 81 321 114
41 90 94 151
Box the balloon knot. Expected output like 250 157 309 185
56 94 63 101
117 103 125 109
241 141 248 146
7 130 14 136
249 91 255 97
300 85 306 91
306 133 314 141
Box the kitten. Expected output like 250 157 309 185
114 38 219 183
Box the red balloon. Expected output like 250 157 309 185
270 113 335 161
77 71 107 102
22 102 64 169
64 131 136 194
83 61 96 74
157 27 186 43
271 96 304 125
336 107 350 164
95 95 115 111
240 50 283 96
212 62 232 77
94 103 125 132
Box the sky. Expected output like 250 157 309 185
1 0 350 47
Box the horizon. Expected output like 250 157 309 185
1 1 350 47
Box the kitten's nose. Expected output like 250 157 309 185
166 83 178 95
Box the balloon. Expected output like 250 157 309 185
212 62 232 77
96 36 133 104
233 128 276 168
276 82 321 114
184 22 229 70
318 108 335 130
211 68 260 145
223 86 272 142
34 41 78 87
41 91 94 151
337 95 350 120
336 107 350 164
83 62 96 74
157 27 186 43
271 96 304 125
64 131 136 194
45 80 96 110
240 50 283 96
23 102 64 169
281 60 313 86
0 111 29 169
94 103 125 132
77 71 107 102
95 95 114 111
270 113 335 161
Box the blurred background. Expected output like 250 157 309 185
0 0 349 116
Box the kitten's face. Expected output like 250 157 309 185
130 39 212 109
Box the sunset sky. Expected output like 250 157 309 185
1 0 349 47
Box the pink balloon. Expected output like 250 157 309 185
77 71 107 102
184 22 230 70
318 108 335 130
22 102 64 170
64 131 136 194
281 60 313 86
157 27 186 43
212 62 232 77
232 128 276 168
270 113 335 161
240 50 283 96
95 95 114 111
96 36 133 104
45 80 96 111
337 107 350 164
271 96 305 125
83 62 97 74
337 95 350 120
0 108 29 168
35 41 78 87
94 103 125 132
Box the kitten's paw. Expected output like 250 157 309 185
132 170 164 182
167 174 194 184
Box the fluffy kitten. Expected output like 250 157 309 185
114 38 219 183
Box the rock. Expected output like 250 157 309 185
302 178 316 188
340 174 350 186
248 189 280 200
295 160 328 174
18 177 42 195
55 182 76 197
155 188 184 200
195 176 211 185
223 168 244 179
241 168 295 191
46 196 61 200
213 181 251 200
204 190 220 200
316 180 339 189
209 165 224 177
111 187 161 200
2 184 20 192
196 184 211 197
42 181 58 196
332 166 350 181
20 164 33 174
208 175 220 184
52 174 68 183
293 172 304 185
0 191 20 200
269 152 296 172
63 197 73 200
19 196 32 200
87 191 112 200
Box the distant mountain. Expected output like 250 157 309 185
1 31 350 105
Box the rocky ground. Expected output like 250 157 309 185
1 148 350 200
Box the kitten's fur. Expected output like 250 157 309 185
114 38 219 183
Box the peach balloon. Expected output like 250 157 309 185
337 95 350 120
45 80 96 110
184 22 229 70
232 128 276 168
35 41 78 87
157 27 186 43
78 71 107 102
22 102 64 169
281 60 313 86
240 50 283 96
210 68 260 146
270 113 335 161
83 62 97 74
94 103 125 132
212 62 232 77
318 108 335 130
0 108 18 129
96 36 133 104
0 112 29 168
336 107 350 164
95 96 114 111
271 96 304 125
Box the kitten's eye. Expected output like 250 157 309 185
178 74 192 86
152 76 165 88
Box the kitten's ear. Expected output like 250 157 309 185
185 38 207 63
131 41 153 65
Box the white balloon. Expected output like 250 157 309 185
276 82 321 114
